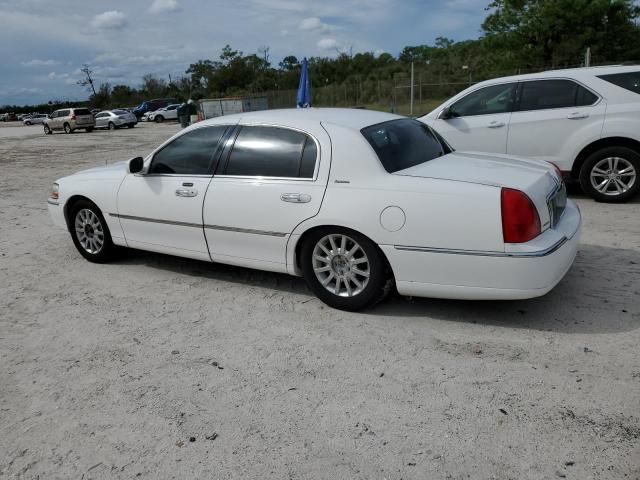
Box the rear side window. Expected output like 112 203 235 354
361 119 449 173
58 110 70 117
597 72 640 95
149 126 228 175
450 83 517 117
74 108 91 115
518 80 597 111
223 126 317 178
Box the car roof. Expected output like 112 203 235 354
198 108 404 131
472 64 639 87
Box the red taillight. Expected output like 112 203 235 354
501 188 541 243
70 113 76 120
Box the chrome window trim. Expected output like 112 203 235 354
394 236 568 258
222 123 321 181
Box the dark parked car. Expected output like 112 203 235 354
132 98 178 119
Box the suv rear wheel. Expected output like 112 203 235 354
43 124 52 135
579 146 639 203
63 123 73 134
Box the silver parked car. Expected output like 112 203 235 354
24 114 48 125
94 110 137 130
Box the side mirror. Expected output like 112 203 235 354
439 106 454 120
128 156 144 174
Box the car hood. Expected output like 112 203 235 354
393 151 559 192
71 160 129 178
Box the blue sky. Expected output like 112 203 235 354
0 0 489 105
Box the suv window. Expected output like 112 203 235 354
149 126 228 175
74 108 91 115
223 126 317 178
450 83 517 117
361 119 450 173
597 71 640 95
58 110 70 117
518 79 597 111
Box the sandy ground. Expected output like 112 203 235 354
0 122 639 480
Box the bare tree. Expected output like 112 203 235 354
258 45 270 65
76 64 97 96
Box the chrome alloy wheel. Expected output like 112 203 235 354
312 234 370 297
590 157 637 196
74 208 105 254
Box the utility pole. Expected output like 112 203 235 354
585 47 591 67
410 61 415 116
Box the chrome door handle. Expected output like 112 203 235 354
567 112 589 120
281 193 311 203
175 188 198 197
488 121 506 128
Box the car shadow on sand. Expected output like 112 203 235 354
112 243 639 335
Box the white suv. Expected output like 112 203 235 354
420 66 640 202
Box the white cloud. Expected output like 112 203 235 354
149 0 182 14
299 16 331 33
21 59 59 67
317 38 339 50
47 72 69 79
91 11 128 30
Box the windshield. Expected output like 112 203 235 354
361 119 451 173
113 109 128 115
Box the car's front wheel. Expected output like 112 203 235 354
108 122 116 130
69 200 116 263
579 146 639 203
301 228 392 311
155 115 164 123
25 121 32 125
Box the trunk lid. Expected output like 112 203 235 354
394 151 564 231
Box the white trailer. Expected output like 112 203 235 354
198 96 269 119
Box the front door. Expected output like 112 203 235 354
430 82 517 154
203 124 330 273
116 125 230 261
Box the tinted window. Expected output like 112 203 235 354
518 80 597 111
450 83 516 117
113 109 128 115
74 108 91 115
361 119 449 173
224 126 316 178
95 113 107 118
149 126 227 175
58 110 70 117
598 71 640 95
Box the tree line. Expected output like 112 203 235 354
4 0 639 112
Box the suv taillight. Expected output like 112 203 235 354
70 112 76 120
501 188 541 243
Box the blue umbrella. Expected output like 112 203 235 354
296 58 312 108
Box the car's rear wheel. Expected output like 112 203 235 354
63 123 73 134
128 123 135 128
108 122 116 130
69 200 116 263
155 115 164 123
579 146 639 203
43 124 52 135
301 228 392 311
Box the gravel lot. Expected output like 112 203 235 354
1 121 639 479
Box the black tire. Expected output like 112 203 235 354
43 124 52 135
63 123 73 134
68 200 116 263
300 227 392 311
85 127 94 133
128 124 135 128
108 122 116 130
155 115 164 123
579 146 640 203
25 121 32 126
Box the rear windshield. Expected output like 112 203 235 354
113 109 128 115
597 71 640 95
74 108 91 115
361 119 451 173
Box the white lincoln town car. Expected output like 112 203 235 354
48 108 581 310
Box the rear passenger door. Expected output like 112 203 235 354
507 79 606 169
203 124 329 272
